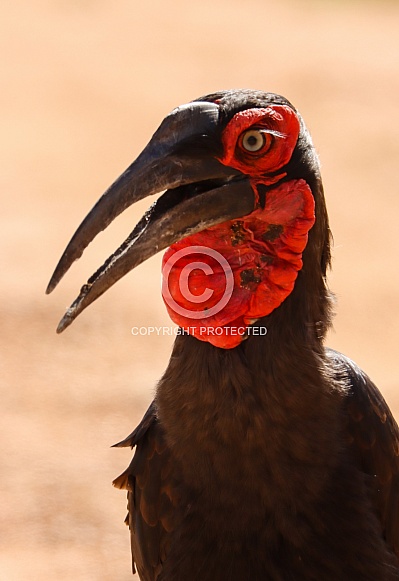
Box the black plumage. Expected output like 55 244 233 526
114 345 399 580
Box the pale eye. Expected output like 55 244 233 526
241 129 265 152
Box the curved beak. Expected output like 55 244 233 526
47 101 256 332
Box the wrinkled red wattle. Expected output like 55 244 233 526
162 179 315 348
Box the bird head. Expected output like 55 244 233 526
47 90 331 348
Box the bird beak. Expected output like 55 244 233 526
47 101 256 332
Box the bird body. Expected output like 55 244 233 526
48 90 399 580
115 346 399 580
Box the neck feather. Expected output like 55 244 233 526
156 174 335 514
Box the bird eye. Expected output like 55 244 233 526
240 129 268 153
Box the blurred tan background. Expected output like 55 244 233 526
1 0 399 579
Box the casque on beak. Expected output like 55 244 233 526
47 101 257 332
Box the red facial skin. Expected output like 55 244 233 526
161 106 316 348
219 105 300 180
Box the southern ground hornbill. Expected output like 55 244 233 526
48 90 399 580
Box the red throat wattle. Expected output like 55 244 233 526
161 105 316 348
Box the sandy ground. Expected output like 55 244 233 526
1 0 399 579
